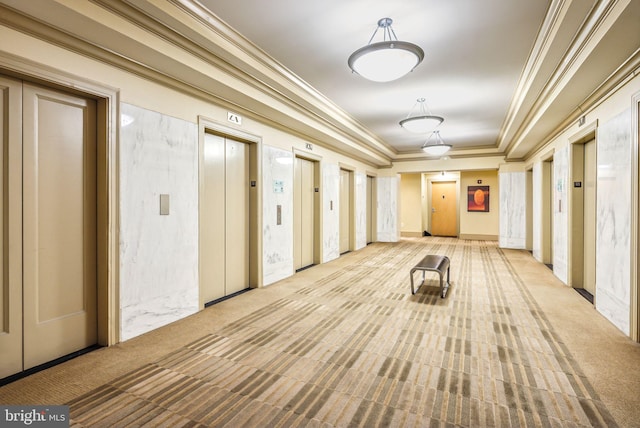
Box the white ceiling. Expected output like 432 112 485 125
198 0 551 155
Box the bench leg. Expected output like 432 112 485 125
410 269 416 294
441 267 450 298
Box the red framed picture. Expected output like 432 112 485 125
468 186 489 212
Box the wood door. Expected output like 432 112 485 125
22 83 97 370
431 181 457 237
294 157 315 270
339 169 351 253
583 140 596 295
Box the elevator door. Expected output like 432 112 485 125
550 160 555 264
0 77 98 378
339 169 351 254
366 176 374 244
294 157 315 270
583 140 596 295
202 133 250 303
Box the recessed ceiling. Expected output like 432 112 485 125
198 0 550 155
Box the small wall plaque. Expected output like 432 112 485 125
160 194 170 215
227 112 242 125
273 180 284 193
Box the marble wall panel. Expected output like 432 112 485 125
532 162 543 261
355 172 367 250
552 146 569 284
262 146 294 286
499 172 526 249
119 103 199 341
323 163 340 262
596 109 631 335
377 176 399 242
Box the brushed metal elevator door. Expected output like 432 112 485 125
366 176 374 244
294 157 315 270
225 138 249 294
339 169 351 254
583 140 596 295
202 133 225 302
202 133 249 302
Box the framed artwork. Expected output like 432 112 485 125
467 186 489 212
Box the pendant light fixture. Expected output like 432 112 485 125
348 18 424 82
399 98 444 133
422 131 452 156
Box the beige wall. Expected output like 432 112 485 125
459 170 499 240
400 173 422 235
399 170 499 240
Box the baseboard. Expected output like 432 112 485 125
401 231 423 237
459 234 499 241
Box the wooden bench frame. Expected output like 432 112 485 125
410 255 450 298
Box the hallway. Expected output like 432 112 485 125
1 238 639 427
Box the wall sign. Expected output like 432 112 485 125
273 180 284 193
227 112 242 125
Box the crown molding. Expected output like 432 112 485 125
500 0 638 160
112 0 397 160
0 0 394 166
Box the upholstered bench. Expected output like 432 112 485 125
410 255 450 298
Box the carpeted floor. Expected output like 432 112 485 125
2 237 639 427
50 238 624 427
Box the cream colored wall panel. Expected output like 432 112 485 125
459 170 499 238
400 173 422 234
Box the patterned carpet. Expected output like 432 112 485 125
68 238 616 427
